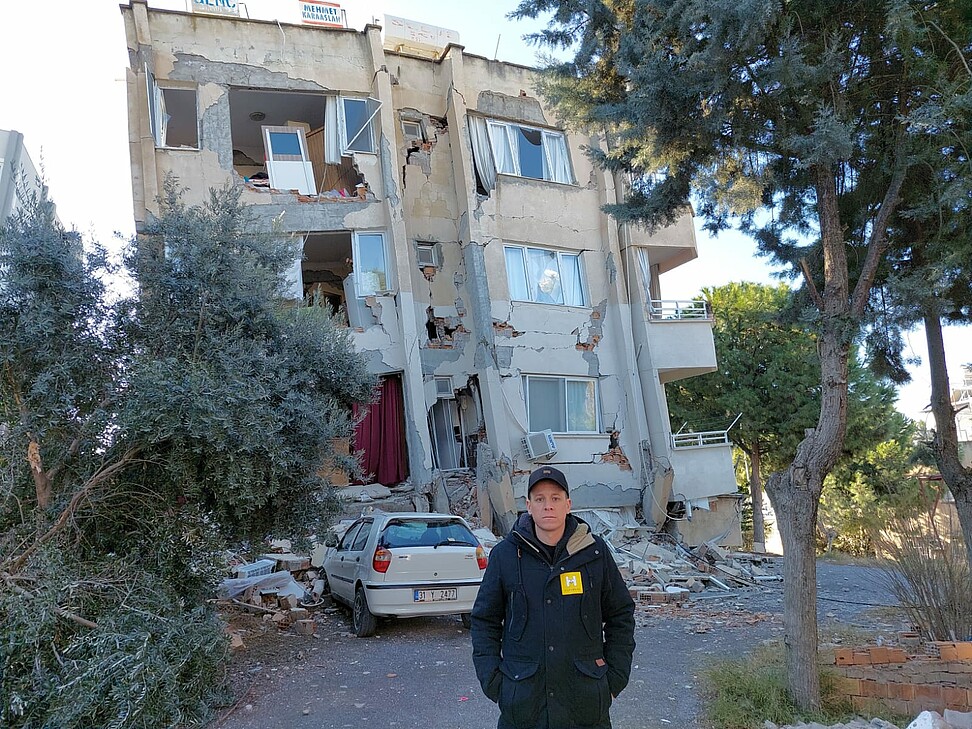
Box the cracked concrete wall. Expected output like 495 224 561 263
122 5 732 529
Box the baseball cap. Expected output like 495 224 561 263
527 466 569 496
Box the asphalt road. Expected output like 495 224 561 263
218 560 904 729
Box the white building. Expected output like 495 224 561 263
119 0 741 543
0 129 47 221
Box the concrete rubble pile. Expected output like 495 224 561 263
218 539 334 649
765 709 972 729
569 507 782 607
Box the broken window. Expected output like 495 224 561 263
146 69 198 149
228 88 368 195
470 118 573 187
504 245 587 306
262 125 316 195
523 375 600 434
341 97 381 154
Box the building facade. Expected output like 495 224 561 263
120 0 740 543
0 129 47 221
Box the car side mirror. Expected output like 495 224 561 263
324 533 338 547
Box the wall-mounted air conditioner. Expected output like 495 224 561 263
522 430 558 460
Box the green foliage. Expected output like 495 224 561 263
1 549 229 729
1 180 375 726
703 645 852 729
819 437 924 556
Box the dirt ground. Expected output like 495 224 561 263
209 558 908 729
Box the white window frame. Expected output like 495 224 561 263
503 244 588 307
523 375 601 434
261 125 316 195
353 231 391 297
415 242 437 268
339 96 381 155
145 68 199 149
401 120 424 142
485 120 574 184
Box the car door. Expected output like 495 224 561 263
344 519 375 589
326 521 362 604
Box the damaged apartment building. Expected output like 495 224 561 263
120 0 741 545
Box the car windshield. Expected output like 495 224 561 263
380 519 477 548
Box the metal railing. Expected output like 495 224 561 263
647 299 712 321
670 414 741 450
671 430 730 449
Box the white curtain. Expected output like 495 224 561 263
467 116 496 191
543 131 572 184
324 95 341 165
488 121 517 175
560 253 584 306
526 248 562 304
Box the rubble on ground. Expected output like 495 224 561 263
763 710 972 729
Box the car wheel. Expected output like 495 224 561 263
352 586 377 637
460 613 472 629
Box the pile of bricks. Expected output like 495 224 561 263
824 642 972 716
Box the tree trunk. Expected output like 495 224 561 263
923 306 972 565
763 165 855 711
750 442 766 553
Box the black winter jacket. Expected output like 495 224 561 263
471 514 636 729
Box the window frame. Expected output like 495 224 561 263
353 231 391 297
503 244 588 307
146 68 199 150
523 375 601 434
485 119 574 184
340 96 381 155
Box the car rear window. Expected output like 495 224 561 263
380 519 477 548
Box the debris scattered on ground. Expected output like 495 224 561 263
764 719 901 729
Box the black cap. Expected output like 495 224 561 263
527 466 569 496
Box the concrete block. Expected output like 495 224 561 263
944 708 972 728
294 619 315 636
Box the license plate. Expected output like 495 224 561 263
413 588 458 602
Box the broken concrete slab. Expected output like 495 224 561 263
337 484 393 501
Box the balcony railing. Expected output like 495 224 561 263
671 430 730 449
671 414 741 450
648 299 712 321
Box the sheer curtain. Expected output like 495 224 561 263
467 116 497 191
324 95 341 165
543 131 573 184
488 121 518 175
566 380 597 432
636 247 652 301
560 254 585 306
526 248 562 304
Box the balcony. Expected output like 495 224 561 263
645 300 717 383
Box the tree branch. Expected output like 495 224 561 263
799 258 824 309
2 572 99 629
850 134 908 319
4 446 143 574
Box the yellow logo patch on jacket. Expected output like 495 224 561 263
560 571 583 595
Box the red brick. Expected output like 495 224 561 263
955 642 972 661
938 643 960 661
861 680 888 699
836 677 862 696
853 651 872 665
915 684 943 702
888 682 916 701
835 648 856 666
944 686 969 707
885 648 908 664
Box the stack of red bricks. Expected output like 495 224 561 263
825 642 972 716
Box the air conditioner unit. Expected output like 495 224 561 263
522 430 558 460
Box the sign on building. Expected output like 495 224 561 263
299 0 346 28
191 0 240 17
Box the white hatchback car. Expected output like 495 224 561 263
322 512 487 637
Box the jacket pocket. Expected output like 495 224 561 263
506 587 527 641
568 658 610 727
498 658 542 728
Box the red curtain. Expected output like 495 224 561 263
353 376 409 486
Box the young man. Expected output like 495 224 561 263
471 466 635 729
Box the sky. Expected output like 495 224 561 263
1 0 969 424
